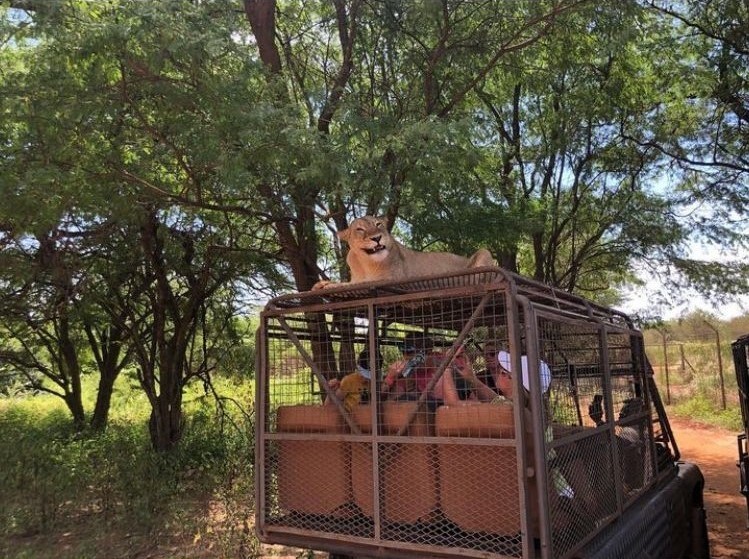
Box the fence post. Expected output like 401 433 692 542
703 319 727 410
679 343 686 377
659 329 671 405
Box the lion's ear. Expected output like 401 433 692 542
338 226 351 242
375 215 390 230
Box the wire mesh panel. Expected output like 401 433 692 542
255 269 671 559
532 309 658 559
433 404 526 556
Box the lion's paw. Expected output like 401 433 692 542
312 280 335 290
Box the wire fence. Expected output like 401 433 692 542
644 332 735 411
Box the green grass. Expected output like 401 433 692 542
669 394 743 432
646 340 743 432
0 374 259 559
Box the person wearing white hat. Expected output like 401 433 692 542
495 350 552 399
495 351 576 500
441 346 579 509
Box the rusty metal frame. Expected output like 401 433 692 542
254 325 266 536
255 268 670 559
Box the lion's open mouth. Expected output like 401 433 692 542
363 244 386 255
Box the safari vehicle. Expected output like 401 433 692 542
255 267 709 559
731 334 749 527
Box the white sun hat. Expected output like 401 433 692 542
497 350 551 393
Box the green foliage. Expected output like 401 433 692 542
2 0 748 301
0 0 277 443
672 395 742 432
0 0 747 478
0 375 256 559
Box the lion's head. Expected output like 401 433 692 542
339 215 392 263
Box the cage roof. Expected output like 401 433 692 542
264 266 634 330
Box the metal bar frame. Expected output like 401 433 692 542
255 268 672 559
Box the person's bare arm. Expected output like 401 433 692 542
382 360 408 400
442 351 499 405
455 359 499 402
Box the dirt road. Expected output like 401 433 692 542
669 418 748 559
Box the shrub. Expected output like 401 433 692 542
0 377 257 558
671 393 742 432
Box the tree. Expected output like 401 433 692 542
307 0 749 305
118 207 258 450
621 1 749 299
4 0 749 445
279 0 665 301
0 233 87 428
0 0 283 447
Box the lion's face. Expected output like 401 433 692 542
339 216 391 262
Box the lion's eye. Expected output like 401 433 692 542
356 227 366 235
375 222 383 228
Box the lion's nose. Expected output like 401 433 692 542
371 235 382 244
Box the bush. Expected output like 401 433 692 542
671 393 742 432
0 377 257 559
0 405 80 535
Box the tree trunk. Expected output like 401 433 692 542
146 348 185 452
498 249 518 273
136 212 187 452
244 0 357 385
59 313 86 431
149 395 183 452
243 0 282 74
147 335 187 452
65 392 86 431
90 368 116 432
87 324 128 432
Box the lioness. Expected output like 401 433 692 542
312 216 495 290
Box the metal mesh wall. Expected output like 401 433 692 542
259 288 533 558
534 312 656 558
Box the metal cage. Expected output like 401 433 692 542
255 267 679 559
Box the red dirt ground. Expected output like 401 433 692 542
669 418 748 559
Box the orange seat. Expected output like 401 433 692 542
275 405 349 515
351 401 437 523
435 403 524 535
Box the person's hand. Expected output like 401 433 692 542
453 353 477 382
384 360 404 387
328 378 341 391
453 347 466 367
